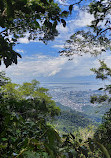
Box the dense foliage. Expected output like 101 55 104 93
90 61 111 104
94 108 111 156
89 62 111 157
0 74 61 157
1 0 111 157
1 0 110 67
0 73 110 158
0 0 69 67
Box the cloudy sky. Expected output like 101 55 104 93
1 0 110 84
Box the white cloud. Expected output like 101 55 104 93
68 11 94 29
56 23 70 42
105 56 111 66
58 54 95 78
48 69 61 76
2 52 111 84
57 23 69 33
52 44 64 48
1 53 101 83
16 49 25 54
73 5 79 11
18 32 43 44
1 55 67 80
52 9 94 48
18 37 29 44
55 0 69 5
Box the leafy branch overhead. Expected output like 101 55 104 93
59 31 110 58
0 0 70 67
89 0 111 36
60 0 111 57
1 0 110 67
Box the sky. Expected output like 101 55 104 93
1 0 110 85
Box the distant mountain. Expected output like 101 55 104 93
39 75 102 84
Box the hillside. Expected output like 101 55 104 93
82 104 111 123
53 102 93 133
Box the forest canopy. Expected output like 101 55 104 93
0 73 61 157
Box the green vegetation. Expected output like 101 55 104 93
0 73 61 157
0 0 69 67
0 0 111 157
94 108 111 156
82 104 111 123
1 0 110 67
0 72 111 157
53 102 93 134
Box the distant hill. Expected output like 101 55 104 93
53 102 93 133
82 104 111 123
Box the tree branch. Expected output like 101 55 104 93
99 27 111 35
0 29 8 35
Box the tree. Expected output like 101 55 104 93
60 0 111 57
89 61 111 156
0 0 70 67
88 0 111 37
0 76 61 157
90 61 111 104
1 0 110 67
94 108 111 156
0 71 10 86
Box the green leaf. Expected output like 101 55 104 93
70 133 75 140
44 143 54 158
61 11 69 15
79 139 82 143
61 19 66 27
41 0 48 5
2 138 8 141
69 5 73 14
98 88 104 90
80 146 88 158
95 141 110 158
0 144 7 149
34 21 40 28
49 0 53 3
